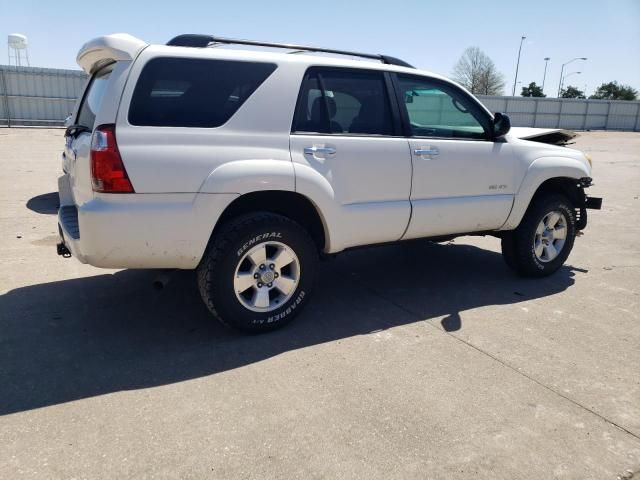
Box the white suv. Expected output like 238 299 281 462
57 33 602 332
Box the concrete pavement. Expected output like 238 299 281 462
1 129 639 479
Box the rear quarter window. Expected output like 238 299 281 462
128 57 277 128
76 64 114 129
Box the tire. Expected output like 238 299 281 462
503 194 576 277
500 233 520 272
197 212 318 332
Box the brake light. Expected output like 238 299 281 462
90 124 134 193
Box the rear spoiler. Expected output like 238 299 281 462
76 34 147 74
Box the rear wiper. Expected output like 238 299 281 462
64 124 92 138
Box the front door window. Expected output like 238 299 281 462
397 75 489 140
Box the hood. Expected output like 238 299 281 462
509 127 578 146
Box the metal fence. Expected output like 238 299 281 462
0 65 87 127
1 64 639 131
478 95 640 131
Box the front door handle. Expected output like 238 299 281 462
414 147 439 157
304 146 336 156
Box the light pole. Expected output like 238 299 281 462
512 36 526 96
541 57 550 92
559 71 581 96
557 57 587 97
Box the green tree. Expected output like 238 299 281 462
521 82 546 97
589 81 638 100
560 86 586 99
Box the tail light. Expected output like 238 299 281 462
90 124 134 193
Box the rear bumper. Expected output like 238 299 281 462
58 205 84 262
57 176 238 269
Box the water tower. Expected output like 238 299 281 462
8 34 30 67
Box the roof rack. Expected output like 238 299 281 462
166 34 414 69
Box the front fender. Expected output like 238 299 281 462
501 156 591 230
200 159 295 194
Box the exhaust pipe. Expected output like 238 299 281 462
153 269 176 290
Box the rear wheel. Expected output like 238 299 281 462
197 212 318 332
501 194 576 277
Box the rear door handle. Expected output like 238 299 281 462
304 146 336 156
414 147 439 157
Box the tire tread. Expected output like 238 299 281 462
503 194 576 277
197 212 316 331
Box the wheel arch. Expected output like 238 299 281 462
200 159 296 194
502 157 590 230
210 190 329 253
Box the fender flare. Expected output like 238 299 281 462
292 163 344 252
502 156 590 230
201 159 340 252
200 159 295 194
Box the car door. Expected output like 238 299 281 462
289 67 412 252
393 74 515 239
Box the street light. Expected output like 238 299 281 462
559 71 581 96
542 57 550 92
563 71 581 82
557 57 587 97
512 36 526 96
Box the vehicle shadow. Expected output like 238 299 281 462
26 192 59 215
0 241 578 415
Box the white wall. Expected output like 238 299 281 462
1 65 639 132
0 65 87 126
478 95 640 131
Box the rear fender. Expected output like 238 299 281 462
203 160 343 252
200 159 295 194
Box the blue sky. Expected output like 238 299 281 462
2 0 639 97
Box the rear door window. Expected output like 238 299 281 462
293 68 395 136
76 64 114 129
128 57 277 128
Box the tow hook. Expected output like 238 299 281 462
56 242 72 258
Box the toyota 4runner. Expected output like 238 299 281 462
57 33 602 332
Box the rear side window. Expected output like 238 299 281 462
128 57 277 128
293 68 395 136
77 64 114 129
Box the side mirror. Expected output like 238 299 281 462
492 112 511 138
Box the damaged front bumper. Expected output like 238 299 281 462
576 177 603 230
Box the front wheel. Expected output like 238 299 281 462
502 194 576 277
197 212 318 332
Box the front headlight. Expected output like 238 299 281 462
584 153 593 167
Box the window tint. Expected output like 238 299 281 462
77 64 114 129
397 75 488 139
129 57 277 128
293 68 394 136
